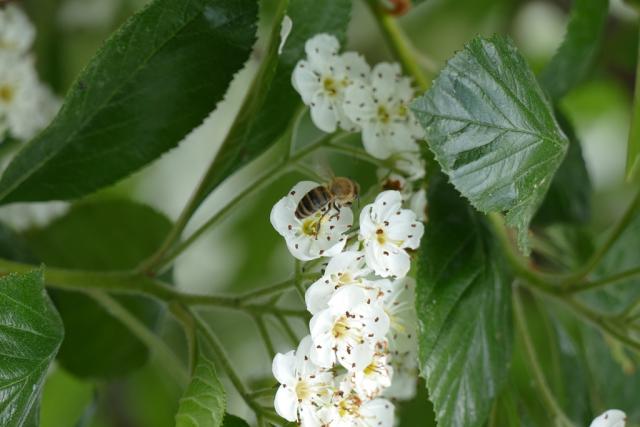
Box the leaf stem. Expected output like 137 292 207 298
254 315 277 359
87 290 189 386
512 288 576 427
562 190 640 286
562 266 640 294
364 0 431 90
274 313 299 346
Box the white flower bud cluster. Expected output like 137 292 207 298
268 32 429 427
0 5 60 142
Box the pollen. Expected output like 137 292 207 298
377 105 391 123
0 84 15 103
323 77 338 97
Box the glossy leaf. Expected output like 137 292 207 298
411 35 569 253
0 269 64 427
416 174 513 427
539 0 609 100
0 0 258 203
24 200 172 379
534 113 591 225
195 0 352 206
176 351 226 427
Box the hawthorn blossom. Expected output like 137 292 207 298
0 54 59 141
353 351 393 399
273 336 335 425
305 250 391 315
392 151 426 181
590 410 627 427
359 191 424 278
292 33 370 132
343 62 423 159
0 5 35 54
409 188 427 222
325 395 395 427
310 285 390 371
270 181 353 261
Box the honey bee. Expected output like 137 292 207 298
295 177 360 220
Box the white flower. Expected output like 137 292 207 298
590 410 627 427
271 181 353 261
272 336 335 425
381 278 419 400
326 396 395 427
359 191 424 278
0 54 59 141
305 250 391 315
310 285 390 371
0 5 35 54
353 351 393 399
292 34 370 133
392 150 426 181
343 62 424 160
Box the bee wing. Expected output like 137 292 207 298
309 151 334 183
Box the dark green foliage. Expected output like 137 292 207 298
0 270 63 427
24 200 172 379
412 36 569 253
0 0 258 203
416 174 513 427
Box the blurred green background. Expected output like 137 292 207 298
6 0 640 425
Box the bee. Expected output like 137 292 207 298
295 177 360 220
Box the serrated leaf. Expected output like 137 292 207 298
194 0 352 207
411 35 569 253
539 0 609 100
24 200 172 379
534 112 591 225
0 0 258 204
0 269 64 427
176 351 225 427
416 174 513 427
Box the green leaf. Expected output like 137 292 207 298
539 0 609 101
176 350 226 427
416 174 513 427
534 112 591 226
0 0 258 204
411 35 569 253
24 200 172 379
194 0 352 206
0 269 64 427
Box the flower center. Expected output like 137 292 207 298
295 380 311 401
338 272 352 284
377 105 391 123
302 217 321 236
397 103 408 118
323 77 338 97
0 85 14 103
332 316 350 338
376 228 386 244
363 361 380 376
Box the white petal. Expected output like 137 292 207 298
361 122 393 160
343 83 376 123
285 235 317 261
371 62 402 101
361 399 395 427
310 93 339 133
590 410 627 427
341 51 371 82
305 33 340 68
305 279 334 315
340 341 374 371
292 60 321 104
328 285 368 313
274 385 298 422
272 351 296 385
309 336 334 368
372 191 404 221
270 197 297 237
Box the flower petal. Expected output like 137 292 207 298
274 385 298 422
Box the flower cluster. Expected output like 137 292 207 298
0 5 59 141
269 32 428 427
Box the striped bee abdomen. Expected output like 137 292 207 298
295 186 332 219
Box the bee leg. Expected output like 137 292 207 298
329 201 341 220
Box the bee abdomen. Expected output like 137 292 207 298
295 186 332 219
